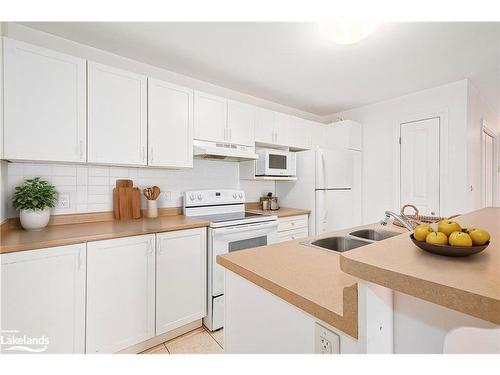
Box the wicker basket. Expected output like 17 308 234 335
394 204 460 229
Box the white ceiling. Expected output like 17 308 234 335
21 22 500 116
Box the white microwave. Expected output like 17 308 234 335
255 149 296 177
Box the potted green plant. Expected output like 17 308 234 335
12 177 58 231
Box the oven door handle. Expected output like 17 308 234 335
212 220 278 235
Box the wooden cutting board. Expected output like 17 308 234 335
113 180 141 220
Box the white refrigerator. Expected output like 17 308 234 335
277 147 361 235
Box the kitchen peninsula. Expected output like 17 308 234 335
217 208 500 354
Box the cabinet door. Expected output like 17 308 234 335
274 112 290 146
88 62 147 165
3 38 86 163
288 117 312 150
156 228 207 335
254 107 276 144
86 234 155 354
194 90 227 142
227 100 255 146
148 78 193 168
1 244 86 354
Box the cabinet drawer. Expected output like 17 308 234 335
278 215 308 232
277 227 309 243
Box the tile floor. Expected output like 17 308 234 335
140 326 224 354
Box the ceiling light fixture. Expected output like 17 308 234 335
319 22 380 45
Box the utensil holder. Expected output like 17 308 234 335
147 199 158 218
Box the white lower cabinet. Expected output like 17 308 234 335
1 244 86 354
156 228 207 335
277 215 309 242
86 234 156 354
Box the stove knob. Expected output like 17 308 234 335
238 192 243 199
232 193 238 199
189 194 195 201
197 194 203 200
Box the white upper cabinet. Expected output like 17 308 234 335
254 107 276 144
3 38 86 163
1 244 86 353
194 90 227 143
148 78 193 168
86 234 155 354
227 100 255 146
283 115 312 151
325 120 362 151
88 62 147 166
156 228 207 335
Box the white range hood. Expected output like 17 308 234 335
193 140 258 161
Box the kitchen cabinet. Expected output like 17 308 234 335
156 228 207 335
194 90 227 143
254 107 276 144
326 120 362 151
2 38 86 163
148 78 194 168
287 117 313 151
227 100 255 146
1 244 86 354
276 215 309 242
88 62 147 166
86 234 155 354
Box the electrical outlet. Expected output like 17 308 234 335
159 191 171 202
57 193 70 209
315 323 340 354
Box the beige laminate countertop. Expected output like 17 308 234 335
245 204 311 218
217 222 405 338
340 207 500 325
0 215 209 254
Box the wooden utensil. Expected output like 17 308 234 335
152 186 160 200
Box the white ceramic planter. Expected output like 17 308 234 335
19 208 51 231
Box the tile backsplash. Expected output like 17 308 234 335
5 160 276 218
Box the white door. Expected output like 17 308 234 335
400 117 440 216
315 189 353 234
227 100 255 146
1 244 86 354
482 130 495 207
148 78 193 168
88 62 147 165
315 148 353 189
3 38 86 163
156 228 207 335
194 90 227 143
86 235 155 353
254 107 276 144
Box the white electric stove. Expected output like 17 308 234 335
184 189 278 331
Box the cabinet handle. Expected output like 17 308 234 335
150 148 154 163
229 128 232 141
224 128 227 141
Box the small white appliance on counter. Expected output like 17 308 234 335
183 189 278 331
255 148 297 177
276 147 362 235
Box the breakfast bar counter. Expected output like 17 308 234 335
340 207 500 325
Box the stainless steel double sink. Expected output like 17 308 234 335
302 228 400 253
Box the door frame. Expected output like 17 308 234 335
481 121 499 207
393 108 449 216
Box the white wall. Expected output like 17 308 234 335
333 80 472 222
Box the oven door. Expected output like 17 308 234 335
209 221 278 297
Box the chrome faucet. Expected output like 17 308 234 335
380 211 414 231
